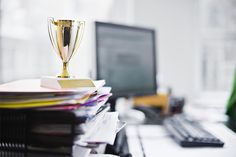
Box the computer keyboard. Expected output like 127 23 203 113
163 114 224 147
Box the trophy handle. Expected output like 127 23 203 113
48 17 58 52
72 21 85 53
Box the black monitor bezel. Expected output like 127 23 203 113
95 21 157 98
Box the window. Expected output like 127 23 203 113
200 0 236 92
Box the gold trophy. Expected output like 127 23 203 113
41 17 96 89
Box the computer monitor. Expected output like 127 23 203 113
95 22 157 98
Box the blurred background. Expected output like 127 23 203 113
0 0 236 112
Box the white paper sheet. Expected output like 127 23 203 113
89 154 119 157
76 112 119 145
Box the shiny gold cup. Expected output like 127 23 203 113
48 17 85 78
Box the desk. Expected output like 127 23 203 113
126 124 236 157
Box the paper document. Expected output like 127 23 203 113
116 120 126 133
76 112 119 145
89 154 119 157
0 79 106 109
73 145 91 157
0 79 103 93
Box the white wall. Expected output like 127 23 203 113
1 0 200 100
133 0 199 99
0 0 134 82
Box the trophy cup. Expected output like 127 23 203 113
41 17 96 89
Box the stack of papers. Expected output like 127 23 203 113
0 79 106 108
0 79 125 157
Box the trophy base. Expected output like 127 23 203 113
40 76 96 89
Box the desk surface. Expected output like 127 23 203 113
126 123 236 157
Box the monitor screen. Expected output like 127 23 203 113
96 22 157 98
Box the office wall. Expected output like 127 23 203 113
0 0 199 100
133 0 199 99
0 0 134 82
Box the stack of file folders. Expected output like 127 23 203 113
0 79 124 157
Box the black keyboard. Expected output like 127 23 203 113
163 114 224 147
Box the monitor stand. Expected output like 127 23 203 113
115 97 145 124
